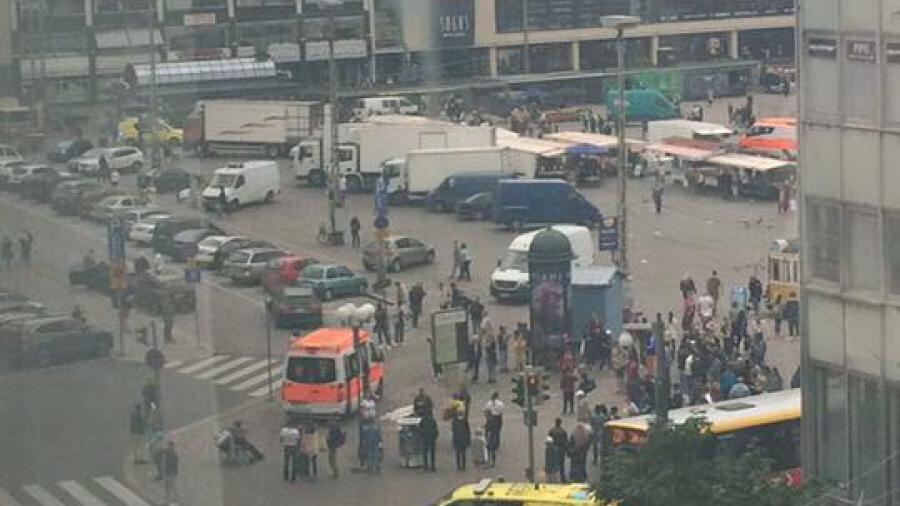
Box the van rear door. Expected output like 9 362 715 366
282 354 340 407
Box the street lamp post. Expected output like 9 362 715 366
336 303 376 398
601 15 640 276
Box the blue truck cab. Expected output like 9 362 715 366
493 179 601 229
426 171 516 213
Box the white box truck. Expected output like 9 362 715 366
292 122 496 191
386 146 536 203
201 160 281 211
184 100 323 158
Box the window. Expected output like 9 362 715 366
887 213 900 295
304 266 324 279
807 200 841 282
845 208 880 291
495 0 523 33
326 268 339 279
285 356 336 383
850 377 886 499
344 353 359 380
814 365 848 483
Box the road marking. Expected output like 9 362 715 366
230 370 280 391
213 359 276 385
163 360 184 369
22 485 64 506
193 357 254 380
380 404 413 422
58 481 107 506
248 380 282 398
0 487 22 506
177 355 230 374
92 477 150 506
203 278 263 306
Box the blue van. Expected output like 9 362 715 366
426 171 517 213
493 179 601 229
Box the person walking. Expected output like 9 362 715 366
326 421 344 478
748 275 763 313
485 336 498 383
450 240 461 279
216 186 228 219
485 412 501 468
408 282 426 328
590 405 608 465
394 308 406 345
160 298 175 343
544 437 561 483
679 273 696 299
513 331 528 372
280 423 301 482
1 236 14 269
484 392 504 437
560 368 577 415
161 441 179 506
394 281 407 313
419 412 439 472
360 420 383 474
497 325 509 373
349 216 361 248
785 293 800 338
141 378 159 416
129 404 147 464
458 243 472 281
548 419 568 483
772 295 785 336
651 183 663 214
451 411 471 471
468 331 482 382
373 302 392 346
706 270 722 316
18 231 33 264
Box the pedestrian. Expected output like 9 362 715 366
373 302 391 346
393 308 405 345
359 420 382 474
575 391 591 423
472 427 487 467
485 412 501 468
349 216 361 248
560 368 577 415
149 427 164 480
513 330 528 372
548 418 568 482
451 240 461 279
611 344 628 393
216 186 228 219
280 422 301 482
18 231 33 264
785 293 800 338
679 273 697 299
569 422 592 482
485 336 498 383
394 280 407 312
748 275 763 313
161 441 178 505
484 391 504 437
772 295 784 336
458 243 472 281
326 421 345 478
497 325 509 373
590 405 608 465
706 270 722 315
419 412 439 472
451 411 471 471
160 298 175 343
469 298 484 332
544 437 561 483
408 282 426 328
468 331 482 382
1 236 14 268
413 388 434 418
141 378 159 416
651 183 663 213
303 425 324 479
129 404 147 464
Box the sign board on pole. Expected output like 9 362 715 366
430 309 468 367
185 268 202 284
597 216 619 251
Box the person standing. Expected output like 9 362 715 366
360 421 383 474
216 186 228 219
496 325 509 373
326 421 344 478
484 392 504 437
280 423 301 482
544 437 561 483
469 298 484 333
468 331 482 382
548 419 569 483
706 270 722 316
451 411 471 471
748 275 763 313
785 293 800 338
129 404 147 464
394 281 408 313
485 412 501 468
651 183 663 214
419 412 439 472
349 216 361 248
513 331 528 372
590 405 608 465
485 336 498 384
160 298 175 343
161 441 179 505
393 308 406 345
560 368 577 415
18 231 33 264
373 302 391 346
1 236 14 269
450 240 461 279
141 378 159 416
772 295 784 336
408 282 426 328
458 243 472 281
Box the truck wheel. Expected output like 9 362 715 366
265 145 281 159
309 171 325 187
346 177 362 193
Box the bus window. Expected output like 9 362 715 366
716 420 801 471
770 258 780 281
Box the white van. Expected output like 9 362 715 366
353 96 419 118
490 225 595 301
202 160 280 211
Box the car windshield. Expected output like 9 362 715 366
285 356 336 384
80 148 105 158
198 236 227 248
211 174 237 188
500 250 529 271
227 251 251 264
303 266 324 279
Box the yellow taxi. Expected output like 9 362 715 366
117 117 183 147
433 479 604 506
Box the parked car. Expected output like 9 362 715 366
426 172 514 213
122 208 171 230
0 297 44 315
128 214 176 245
298 263 368 301
68 146 144 175
5 164 55 191
455 191 494 220
68 261 113 295
151 217 224 256
118 117 183 147
19 167 80 202
0 144 24 164
0 159 27 187
194 236 277 270
50 181 107 216
261 254 319 293
362 235 435 272
77 188 120 219
128 270 196 314
47 139 93 163
87 195 153 223
169 228 218 262
222 247 285 285
0 316 113 368
265 286 322 329
137 167 191 194
493 179 601 230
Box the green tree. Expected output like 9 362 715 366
598 418 817 506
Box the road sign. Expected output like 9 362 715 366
106 221 126 261
598 216 619 251
145 349 165 370
185 267 202 283
373 216 389 230
109 262 127 291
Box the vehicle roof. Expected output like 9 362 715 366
128 206 164 214
217 160 275 173
235 247 281 255
754 117 797 126
173 228 212 240
606 388 801 435
19 315 77 328
648 119 733 136
304 263 346 270
447 481 597 504
282 286 315 297
135 213 173 224
289 327 370 352
447 171 511 179
508 225 590 251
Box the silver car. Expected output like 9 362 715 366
88 195 152 223
222 247 285 285
128 214 174 245
362 235 435 272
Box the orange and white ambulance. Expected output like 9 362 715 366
281 327 385 417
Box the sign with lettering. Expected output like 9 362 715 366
435 0 473 47
806 38 837 59
183 12 215 26
847 40 877 62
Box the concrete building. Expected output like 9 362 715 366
799 0 900 503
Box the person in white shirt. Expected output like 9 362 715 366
279 424 301 482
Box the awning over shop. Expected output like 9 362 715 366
643 142 716 161
125 58 280 87
544 131 646 150
706 153 794 172
496 131 569 158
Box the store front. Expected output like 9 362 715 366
579 38 652 71
658 32 729 64
738 28 794 62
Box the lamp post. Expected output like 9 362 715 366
336 302 376 397
601 15 640 276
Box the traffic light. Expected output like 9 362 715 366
531 368 551 404
511 373 526 407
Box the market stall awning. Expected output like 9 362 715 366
496 133 570 158
544 131 646 150
643 142 717 161
566 143 608 156
706 153 794 172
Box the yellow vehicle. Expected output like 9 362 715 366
434 479 603 506
766 238 799 303
117 117 183 147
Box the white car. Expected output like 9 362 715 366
0 144 24 164
68 146 144 175
128 214 173 245
88 195 153 223
122 208 170 229
0 159 27 186
5 163 50 187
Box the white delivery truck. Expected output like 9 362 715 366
201 160 281 211
184 100 324 158
646 119 734 144
489 225 595 301
386 146 536 203
293 122 496 191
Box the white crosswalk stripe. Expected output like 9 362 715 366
380 404 414 423
230 370 279 391
248 380 282 398
58 481 107 506
177 355 231 374
212 359 275 385
193 357 254 380
0 487 23 506
162 360 183 369
21 485 64 506
92 477 151 506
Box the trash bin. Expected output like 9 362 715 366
397 416 423 468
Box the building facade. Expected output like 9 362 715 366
799 0 900 504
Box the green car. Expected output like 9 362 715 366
266 286 323 329
298 264 368 301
